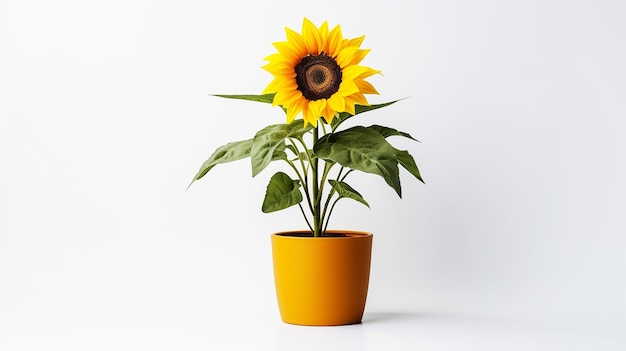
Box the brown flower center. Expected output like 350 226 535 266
295 53 342 101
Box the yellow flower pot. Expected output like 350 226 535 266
271 230 373 326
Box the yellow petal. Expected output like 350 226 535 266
284 27 308 57
337 79 359 96
286 98 305 123
360 67 382 79
347 92 370 106
347 49 371 66
343 98 356 115
272 91 289 107
281 80 298 91
355 79 379 95
263 62 295 76
318 21 329 53
262 79 281 94
273 41 304 64
263 77 296 94
302 18 321 54
342 65 381 81
321 105 336 123
275 88 302 107
327 93 345 112
326 25 343 58
263 53 287 65
335 46 359 69
308 99 326 119
347 35 365 48
302 101 317 127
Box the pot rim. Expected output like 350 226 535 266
271 230 373 239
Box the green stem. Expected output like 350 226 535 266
319 165 339 231
312 126 321 237
298 203 313 232
284 158 304 188
321 168 354 232
284 158 314 220
287 138 314 215
317 161 334 205
320 121 328 135
340 169 354 181
323 198 341 234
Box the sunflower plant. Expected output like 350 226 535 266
190 18 423 237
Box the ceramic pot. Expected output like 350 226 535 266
271 230 373 326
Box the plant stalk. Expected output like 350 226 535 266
312 126 321 237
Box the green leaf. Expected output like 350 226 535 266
212 93 275 104
286 119 315 138
367 125 424 184
188 139 253 188
262 172 303 213
290 150 313 164
395 149 425 184
251 120 313 176
251 125 289 177
331 100 400 131
329 180 370 208
368 125 419 141
314 126 402 197
285 144 298 156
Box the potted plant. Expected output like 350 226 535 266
189 18 423 326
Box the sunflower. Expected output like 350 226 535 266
262 18 380 126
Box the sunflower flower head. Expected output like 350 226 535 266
263 18 381 126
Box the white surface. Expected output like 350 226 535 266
2 307 625 350
1 0 625 349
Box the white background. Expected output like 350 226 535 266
1 0 625 350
